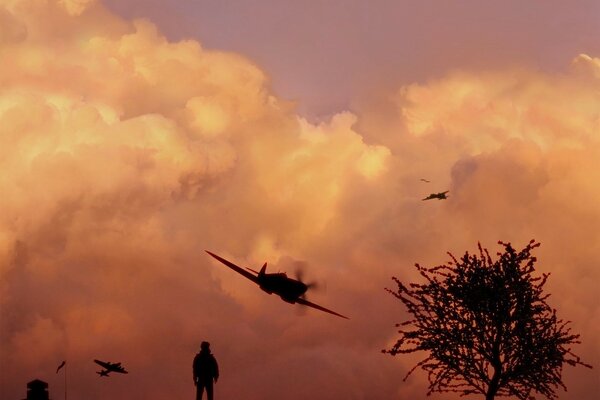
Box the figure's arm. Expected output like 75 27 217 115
192 357 198 385
213 357 219 383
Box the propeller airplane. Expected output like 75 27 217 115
205 251 349 319
94 359 128 377
422 190 449 200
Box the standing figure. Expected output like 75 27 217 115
193 341 219 400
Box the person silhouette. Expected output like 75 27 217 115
193 341 219 400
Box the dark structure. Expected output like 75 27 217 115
383 240 591 400
23 379 49 400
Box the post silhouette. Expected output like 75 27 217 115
56 360 66 400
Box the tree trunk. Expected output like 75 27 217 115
486 364 501 400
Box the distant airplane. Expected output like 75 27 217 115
94 359 128 377
205 251 349 319
422 191 449 200
420 178 431 183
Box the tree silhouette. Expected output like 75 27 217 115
383 240 591 400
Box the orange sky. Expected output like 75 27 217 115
0 1 598 399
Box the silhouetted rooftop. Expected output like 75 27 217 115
27 380 48 389
24 379 49 400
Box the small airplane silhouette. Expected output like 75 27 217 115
94 359 128 377
420 178 431 183
206 251 349 319
422 191 449 200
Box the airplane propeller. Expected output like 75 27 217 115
295 271 324 317
295 267 320 292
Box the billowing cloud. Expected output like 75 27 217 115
1 1 598 399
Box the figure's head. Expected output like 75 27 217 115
201 341 210 351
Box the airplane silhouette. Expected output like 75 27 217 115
94 359 128 377
420 178 431 183
205 251 349 319
422 190 449 200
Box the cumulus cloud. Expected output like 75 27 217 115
1 1 599 399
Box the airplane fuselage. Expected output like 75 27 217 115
257 273 307 303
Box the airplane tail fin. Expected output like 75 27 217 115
246 262 267 277
246 262 267 276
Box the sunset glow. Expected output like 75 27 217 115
1 1 599 399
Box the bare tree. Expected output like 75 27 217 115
383 240 591 400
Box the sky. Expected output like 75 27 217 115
0 1 599 399
105 0 600 118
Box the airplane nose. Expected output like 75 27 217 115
299 282 308 294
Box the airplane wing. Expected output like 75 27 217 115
295 297 349 319
206 251 260 284
94 359 128 373
94 359 110 369
422 195 434 201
